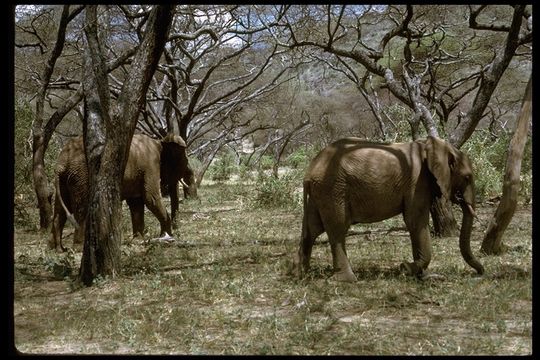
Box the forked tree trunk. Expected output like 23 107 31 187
481 75 531 255
79 5 173 285
31 5 75 229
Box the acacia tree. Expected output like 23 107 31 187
79 5 173 285
20 5 84 229
127 5 300 184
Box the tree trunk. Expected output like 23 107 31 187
481 75 531 255
79 5 174 286
32 134 53 229
80 151 123 284
448 6 526 149
430 197 458 237
31 5 74 229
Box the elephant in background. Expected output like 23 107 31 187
50 133 197 252
293 136 484 282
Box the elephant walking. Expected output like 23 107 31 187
293 136 484 282
50 133 197 252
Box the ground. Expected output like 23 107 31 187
12 183 532 355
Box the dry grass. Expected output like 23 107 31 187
13 182 532 355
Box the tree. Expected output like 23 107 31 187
79 5 174 285
480 75 531 255
27 5 83 229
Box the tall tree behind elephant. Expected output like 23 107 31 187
50 133 196 252
293 136 484 282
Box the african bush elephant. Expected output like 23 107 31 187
49 133 197 252
293 136 484 282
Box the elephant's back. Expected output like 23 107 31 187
129 134 161 163
57 136 85 174
305 138 386 179
122 134 161 198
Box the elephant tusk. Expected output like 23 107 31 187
180 178 189 188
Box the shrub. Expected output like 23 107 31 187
462 132 532 204
251 170 303 209
207 150 236 182
14 101 37 228
258 155 275 171
285 146 319 170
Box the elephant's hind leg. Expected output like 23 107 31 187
127 197 145 238
295 210 323 279
327 227 357 282
50 201 67 252
319 204 357 282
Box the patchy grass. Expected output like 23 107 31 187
13 183 532 355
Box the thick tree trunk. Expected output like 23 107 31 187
481 75 531 255
80 143 124 284
430 197 458 237
79 5 173 286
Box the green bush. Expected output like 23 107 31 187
258 155 275 171
251 170 303 209
207 150 236 182
285 146 319 170
462 132 532 204
14 101 37 228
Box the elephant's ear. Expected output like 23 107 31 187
162 133 186 148
425 136 456 200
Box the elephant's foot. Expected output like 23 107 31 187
400 262 424 277
330 270 357 282
291 253 305 278
419 271 446 281
151 232 175 243
47 239 56 251
54 245 67 253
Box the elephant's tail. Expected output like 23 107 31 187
55 174 79 229
301 180 322 240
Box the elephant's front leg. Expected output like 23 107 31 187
127 197 145 238
144 194 173 237
401 211 432 276
169 183 179 230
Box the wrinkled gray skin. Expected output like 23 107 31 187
50 133 197 252
293 136 484 282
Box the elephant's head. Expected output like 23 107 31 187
425 136 484 275
160 133 198 199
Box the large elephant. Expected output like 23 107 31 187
293 136 484 282
49 133 197 252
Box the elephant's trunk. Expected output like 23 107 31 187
459 203 484 275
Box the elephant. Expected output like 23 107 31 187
293 136 484 282
49 133 197 252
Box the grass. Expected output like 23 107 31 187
13 182 532 355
